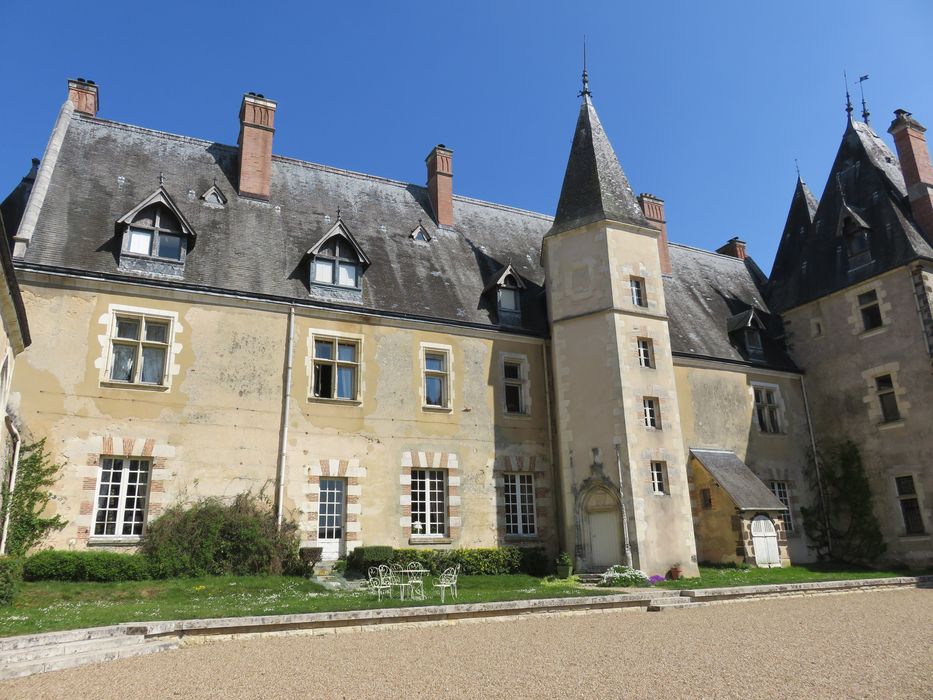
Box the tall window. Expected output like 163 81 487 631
504 473 536 536
754 387 781 433
312 237 361 288
875 375 901 423
630 277 647 308
423 349 450 408
498 274 522 324
770 481 794 532
109 314 170 385
858 290 883 331
700 488 713 509
312 337 359 400
125 205 184 261
636 338 654 368
317 478 345 540
503 360 526 414
643 397 661 429
745 328 764 355
650 461 668 494
411 469 446 536
92 458 150 537
895 476 925 535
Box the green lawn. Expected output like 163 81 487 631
653 563 915 590
0 574 596 638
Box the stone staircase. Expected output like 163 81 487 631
646 596 699 612
0 625 179 681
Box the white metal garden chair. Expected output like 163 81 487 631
407 561 428 601
433 565 459 603
368 566 391 601
388 563 413 600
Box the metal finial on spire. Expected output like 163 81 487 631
795 158 801 180
159 171 165 186
336 206 341 220
844 71 853 117
579 35 591 98
858 74 870 124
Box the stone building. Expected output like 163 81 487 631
2 75 928 572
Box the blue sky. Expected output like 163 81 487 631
2 1 932 272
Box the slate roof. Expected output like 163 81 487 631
548 95 649 236
768 118 933 312
3 105 797 370
690 449 787 511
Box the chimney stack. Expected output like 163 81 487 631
716 237 748 260
888 109 933 240
638 193 672 274
67 78 98 117
425 144 454 227
238 93 277 200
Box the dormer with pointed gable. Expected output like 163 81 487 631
483 262 525 326
305 218 370 296
116 185 196 278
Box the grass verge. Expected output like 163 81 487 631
652 563 914 590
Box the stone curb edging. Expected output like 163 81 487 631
679 575 933 601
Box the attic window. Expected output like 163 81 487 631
125 205 185 261
745 329 764 355
410 224 431 242
201 184 227 207
313 237 361 288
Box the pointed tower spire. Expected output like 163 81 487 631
579 36 591 98
844 71 854 119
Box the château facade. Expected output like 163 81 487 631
2 76 930 573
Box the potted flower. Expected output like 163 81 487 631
556 552 573 579
668 562 684 580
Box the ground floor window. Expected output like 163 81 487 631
504 473 536 536
411 469 446 536
895 476 925 535
93 457 150 537
318 478 345 540
769 480 794 532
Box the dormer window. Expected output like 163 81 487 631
116 186 196 277
483 263 525 327
727 307 768 360
499 275 521 314
306 220 371 292
839 205 872 270
745 328 763 354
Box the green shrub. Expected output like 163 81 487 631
141 494 301 578
331 559 347 574
347 546 394 572
0 556 22 606
22 550 152 582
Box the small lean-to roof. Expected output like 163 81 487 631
0 211 30 352
690 449 787 511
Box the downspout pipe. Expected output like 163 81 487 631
800 374 832 555
0 416 23 555
614 442 633 568
275 307 295 528
541 342 563 554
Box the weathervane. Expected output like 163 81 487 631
858 74 870 124
579 35 591 98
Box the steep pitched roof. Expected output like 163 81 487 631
690 449 787 511
548 95 649 236
768 119 933 312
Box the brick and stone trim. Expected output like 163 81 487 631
400 451 460 542
492 455 553 545
303 459 366 551
734 511 791 567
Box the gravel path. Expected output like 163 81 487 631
4 588 931 699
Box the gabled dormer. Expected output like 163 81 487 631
116 186 196 277
838 201 872 270
410 223 431 242
306 219 370 291
200 183 227 208
727 307 767 360
483 262 525 326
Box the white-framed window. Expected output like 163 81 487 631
770 480 794 532
92 457 150 538
123 204 185 261
312 336 359 401
643 397 661 429
317 478 345 540
754 386 781 433
630 277 647 308
858 290 883 331
502 357 530 415
650 461 668 495
108 313 172 386
876 374 901 423
422 345 451 409
636 338 654 368
504 473 536 536
895 476 925 536
411 469 446 536
498 274 522 320
312 236 361 289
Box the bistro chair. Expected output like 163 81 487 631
407 561 428 601
433 565 459 603
387 563 412 600
368 566 391 601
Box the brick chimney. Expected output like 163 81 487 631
888 109 933 240
716 237 747 260
238 92 277 200
638 193 673 274
425 144 454 227
67 78 98 117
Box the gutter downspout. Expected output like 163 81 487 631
275 307 295 528
0 417 23 555
614 442 633 568
800 374 832 555
541 342 563 553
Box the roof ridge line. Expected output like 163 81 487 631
668 241 750 262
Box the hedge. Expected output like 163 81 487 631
348 546 548 576
22 550 153 582
0 556 22 605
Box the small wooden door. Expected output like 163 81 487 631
588 510 621 569
751 515 780 567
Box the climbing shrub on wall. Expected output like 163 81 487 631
0 439 67 557
801 440 886 565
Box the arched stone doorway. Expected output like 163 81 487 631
583 486 622 571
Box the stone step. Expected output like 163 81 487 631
0 638 180 681
0 625 129 652
647 598 699 612
0 634 145 665
576 574 603 584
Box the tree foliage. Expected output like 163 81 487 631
0 439 67 556
801 440 885 565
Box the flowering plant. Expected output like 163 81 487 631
648 575 666 585
597 564 650 587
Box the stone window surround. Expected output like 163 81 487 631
891 471 928 539
305 327 365 405
493 455 551 544
847 282 891 337
78 435 172 546
752 466 800 539
499 351 531 418
303 459 366 552
750 381 787 436
419 342 454 411
400 450 460 543
95 304 183 391
861 363 910 427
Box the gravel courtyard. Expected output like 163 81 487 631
4 588 931 699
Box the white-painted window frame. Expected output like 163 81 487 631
102 306 178 390
420 342 453 410
643 397 661 429
636 338 654 369
650 461 668 495
411 468 447 537
90 456 151 541
769 480 794 532
503 473 537 536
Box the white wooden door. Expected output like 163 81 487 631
318 478 346 561
588 510 621 569
751 515 780 567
